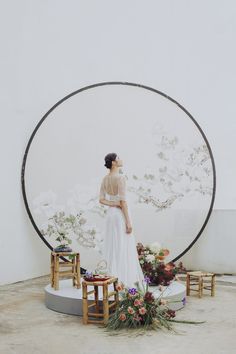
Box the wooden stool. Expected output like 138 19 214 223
186 271 216 298
82 277 119 325
50 251 81 290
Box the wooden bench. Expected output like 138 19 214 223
82 276 119 325
186 271 216 298
50 251 81 290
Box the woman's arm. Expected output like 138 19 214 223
118 176 132 233
120 200 131 224
99 198 121 207
120 200 132 233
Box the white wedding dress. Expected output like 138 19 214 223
99 173 145 288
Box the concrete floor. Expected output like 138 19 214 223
0 275 236 354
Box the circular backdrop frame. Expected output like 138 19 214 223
21 81 216 267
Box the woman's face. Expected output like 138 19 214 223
114 155 123 167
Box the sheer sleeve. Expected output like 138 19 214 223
118 176 127 201
99 179 105 200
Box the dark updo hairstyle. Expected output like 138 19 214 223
104 152 117 169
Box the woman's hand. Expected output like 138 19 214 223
114 201 122 208
126 222 133 234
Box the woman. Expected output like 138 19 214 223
99 152 145 288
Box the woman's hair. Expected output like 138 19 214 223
104 152 117 169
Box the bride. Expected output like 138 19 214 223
99 152 145 288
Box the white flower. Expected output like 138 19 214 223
79 217 87 225
148 241 162 254
145 254 155 263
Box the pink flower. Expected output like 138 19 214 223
160 299 168 305
119 313 126 321
139 307 147 315
134 298 144 306
134 299 141 306
115 282 124 292
128 306 135 314
165 264 173 271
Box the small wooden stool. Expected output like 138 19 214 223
50 251 81 290
82 277 119 325
186 271 216 298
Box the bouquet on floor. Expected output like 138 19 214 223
136 242 186 286
104 276 204 332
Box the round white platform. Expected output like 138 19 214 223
45 279 186 315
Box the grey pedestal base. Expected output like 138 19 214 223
45 279 186 315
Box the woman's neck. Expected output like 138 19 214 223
109 167 120 175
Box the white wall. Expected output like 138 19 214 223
1 0 236 285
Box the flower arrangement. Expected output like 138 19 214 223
104 276 204 332
137 242 186 286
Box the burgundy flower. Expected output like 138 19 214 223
144 291 155 303
165 309 176 318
